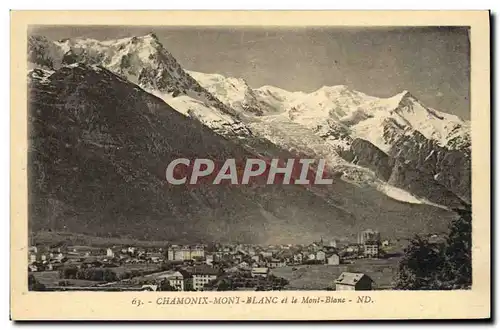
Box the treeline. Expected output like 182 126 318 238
395 208 472 290
58 266 160 282
59 267 118 282
208 273 289 291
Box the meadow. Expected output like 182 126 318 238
271 257 401 290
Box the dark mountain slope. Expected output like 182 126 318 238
28 64 357 244
28 64 460 244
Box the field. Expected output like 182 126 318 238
31 263 162 288
111 264 161 277
31 271 60 286
271 257 401 290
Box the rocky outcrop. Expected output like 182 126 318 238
388 130 471 203
350 138 394 181
388 159 468 209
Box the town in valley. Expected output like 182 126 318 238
28 229 442 292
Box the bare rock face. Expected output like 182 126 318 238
350 138 393 181
388 130 471 204
387 159 468 209
347 134 470 208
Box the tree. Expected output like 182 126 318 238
394 236 443 290
438 208 472 289
395 207 472 290
59 266 78 279
159 279 177 291
28 274 46 291
216 279 233 291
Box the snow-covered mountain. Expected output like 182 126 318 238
190 71 471 204
27 33 469 242
27 33 470 211
190 71 470 153
28 34 253 139
28 62 460 243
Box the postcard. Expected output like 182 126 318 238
10 10 490 320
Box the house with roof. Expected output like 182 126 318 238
140 284 158 291
316 250 326 263
205 254 214 265
189 266 220 291
106 248 115 258
266 258 286 269
251 267 270 278
152 271 185 291
363 241 380 258
293 253 303 264
260 251 273 259
326 253 340 265
334 272 373 291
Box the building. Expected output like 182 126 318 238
205 254 214 265
154 271 185 291
267 259 285 269
168 271 185 291
358 229 381 245
334 272 373 291
326 253 340 265
149 253 163 263
315 250 326 263
190 266 220 291
50 252 65 262
293 253 303 264
345 244 361 254
167 245 206 261
251 267 270 278
190 245 205 259
140 284 158 291
251 255 260 263
106 248 114 258
328 240 337 248
363 241 379 258
260 251 273 259
178 246 192 260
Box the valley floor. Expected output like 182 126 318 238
271 258 401 291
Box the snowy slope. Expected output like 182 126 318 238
187 71 289 116
191 71 470 153
154 93 253 139
27 34 255 140
191 71 471 206
28 36 470 208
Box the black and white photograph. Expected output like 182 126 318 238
24 23 477 294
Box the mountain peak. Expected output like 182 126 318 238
147 32 159 40
395 89 413 101
388 89 419 111
316 85 350 94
